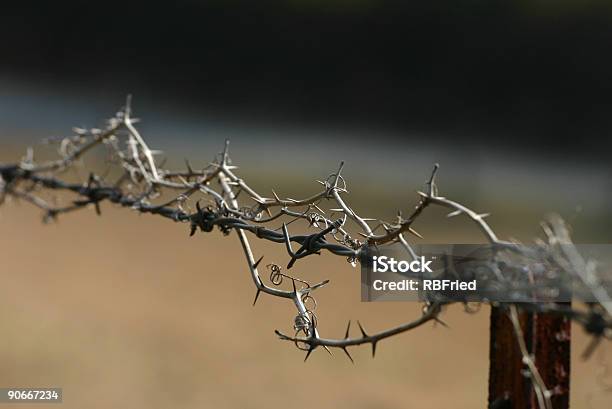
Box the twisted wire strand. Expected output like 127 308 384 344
1 101 611 406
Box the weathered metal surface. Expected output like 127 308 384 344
488 306 571 409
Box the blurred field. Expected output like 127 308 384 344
0 202 610 409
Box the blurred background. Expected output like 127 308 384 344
1 1 611 408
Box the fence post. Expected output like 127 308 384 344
488 306 571 409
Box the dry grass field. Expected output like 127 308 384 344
0 202 609 409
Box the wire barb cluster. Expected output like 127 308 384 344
1 100 610 408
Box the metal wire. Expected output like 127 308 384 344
1 100 611 407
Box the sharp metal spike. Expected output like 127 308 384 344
271 189 281 202
427 163 440 189
447 209 462 218
342 347 354 363
185 158 194 174
312 204 326 214
333 161 345 187
177 175 189 185
287 258 297 269
253 289 261 306
253 255 264 269
357 320 368 337
274 329 291 341
304 346 315 362
309 279 329 291
222 139 230 160
345 321 351 339
408 227 423 239
124 94 133 116
478 213 491 219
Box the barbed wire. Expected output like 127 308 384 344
1 98 611 408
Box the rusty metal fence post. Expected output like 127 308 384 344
488 306 571 409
